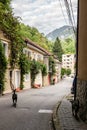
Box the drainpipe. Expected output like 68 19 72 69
74 0 79 100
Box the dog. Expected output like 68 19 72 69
12 89 17 105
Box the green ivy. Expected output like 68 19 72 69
49 56 56 84
0 0 23 68
18 53 30 89
40 64 47 76
30 59 40 87
0 41 7 93
49 56 56 76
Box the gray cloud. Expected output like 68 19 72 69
11 0 77 35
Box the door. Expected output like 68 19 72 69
15 71 20 88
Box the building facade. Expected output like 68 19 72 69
62 54 75 74
24 39 50 88
0 31 62 94
0 31 21 94
53 58 62 83
76 0 87 121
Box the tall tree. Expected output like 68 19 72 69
19 23 53 52
52 37 63 62
61 38 76 54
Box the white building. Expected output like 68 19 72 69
62 54 75 74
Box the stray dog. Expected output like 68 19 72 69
71 99 79 118
12 89 17 107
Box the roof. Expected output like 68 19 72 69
25 38 51 56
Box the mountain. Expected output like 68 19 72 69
46 25 75 41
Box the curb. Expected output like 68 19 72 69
52 101 62 130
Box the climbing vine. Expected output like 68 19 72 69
30 59 40 87
18 53 31 89
49 56 56 76
40 64 47 76
0 41 7 93
30 59 47 87
49 56 56 84
0 0 23 68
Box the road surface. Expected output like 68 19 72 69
0 77 73 130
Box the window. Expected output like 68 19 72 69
37 54 42 61
1 41 8 57
23 48 31 58
28 51 31 58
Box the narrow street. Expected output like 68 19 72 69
0 77 73 130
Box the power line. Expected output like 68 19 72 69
64 0 76 36
59 0 68 25
69 0 76 27
64 0 73 25
58 0 68 39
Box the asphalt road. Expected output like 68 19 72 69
0 77 73 130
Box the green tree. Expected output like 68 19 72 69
52 37 63 62
19 23 53 52
61 38 76 54
61 68 66 78
0 0 11 11
66 68 71 76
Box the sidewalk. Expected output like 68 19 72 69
52 95 87 130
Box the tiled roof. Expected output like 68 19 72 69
25 38 51 56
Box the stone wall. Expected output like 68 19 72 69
77 78 87 121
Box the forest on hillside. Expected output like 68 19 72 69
19 23 76 54
19 23 53 52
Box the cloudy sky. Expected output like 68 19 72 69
11 0 78 35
